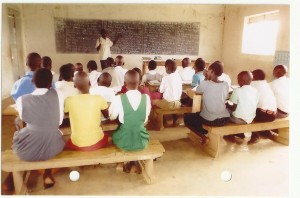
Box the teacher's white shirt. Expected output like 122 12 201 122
95 37 113 60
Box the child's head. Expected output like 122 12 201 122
87 60 98 72
124 70 139 90
59 64 74 82
75 63 83 72
165 59 177 74
252 69 265 81
132 67 143 82
115 55 124 66
41 56 52 70
237 71 253 87
26 52 41 71
273 65 288 79
148 60 157 71
98 72 112 87
182 57 190 68
206 62 223 80
74 71 90 93
106 57 115 67
194 58 205 72
33 68 52 89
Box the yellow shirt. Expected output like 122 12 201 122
64 94 108 147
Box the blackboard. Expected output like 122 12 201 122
54 18 200 55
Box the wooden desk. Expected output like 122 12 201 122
145 82 191 92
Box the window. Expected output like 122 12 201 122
242 10 280 56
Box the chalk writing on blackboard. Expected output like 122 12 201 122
54 18 200 55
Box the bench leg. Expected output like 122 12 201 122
13 171 30 195
202 133 221 158
138 159 155 184
188 131 220 158
273 127 289 145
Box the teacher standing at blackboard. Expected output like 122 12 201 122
95 29 122 70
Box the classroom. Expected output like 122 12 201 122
1 2 291 196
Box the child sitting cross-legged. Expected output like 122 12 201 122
224 71 259 144
184 62 230 145
109 70 151 173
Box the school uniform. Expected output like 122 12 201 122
90 86 115 103
191 71 205 88
109 90 151 151
64 94 108 150
229 85 259 124
13 88 65 161
51 71 59 83
89 70 102 88
184 80 230 135
218 73 232 88
251 80 277 122
103 66 127 92
270 76 289 118
141 70 162 83
178 66 194 84
156 72 182 109
55 80 80 100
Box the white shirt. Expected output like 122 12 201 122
159 72 182 102
251 80 277 111
55 80 80 100
109 90 151 124
142 70 162 83
90 86 115 103
89 70 102 88
178 66 194 83
269 76 289 113
104 66 127 90
16 88 64 125
218 73 232 88
51 71 59 83
229 85 259 124
95 37 113 60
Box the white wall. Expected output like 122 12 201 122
222 5 290 84
21 4 225 73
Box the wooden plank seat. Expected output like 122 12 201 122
188 117 289 158
1 139 165 194
152 107 192 131
2 104 18 116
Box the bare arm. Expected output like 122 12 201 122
101 108 109 119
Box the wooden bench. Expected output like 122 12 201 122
1 139 165 195
2 104 18 116
187 95 289 158
188 118 289 158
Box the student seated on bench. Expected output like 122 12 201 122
224 71 259 144
184 61 230 145
215 61 232 88
11 52 42 101
142 60 162 84
87 60 102 88
109 70 151 173
152 59 182 125
41 56 59 82
250 69 277 140
3 68 65 191
64 71 109 151
178 57 194 84
191 58 206 88
74 62 83 76
55 64 79 100
270 65 289 118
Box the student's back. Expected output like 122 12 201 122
56 64 79 100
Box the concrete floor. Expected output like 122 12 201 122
1 115 289 196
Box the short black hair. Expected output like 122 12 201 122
41 56 52 69
33 68 53 88
166 59 176 73
132 67 142 80
252 69 266 80
165 59 174 67
59 64 74 81
194 58 206 71
101 29 107 35
27 52 41 71
87 60 98 71
208 62 223 77
148 60 157 70
106 57 114 66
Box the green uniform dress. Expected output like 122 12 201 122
112 94 149 151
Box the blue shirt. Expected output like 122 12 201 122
191 71 205 88
11 71 55 101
